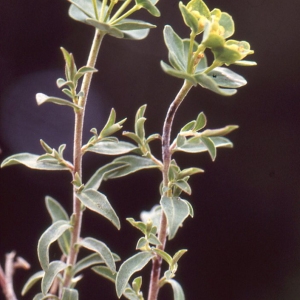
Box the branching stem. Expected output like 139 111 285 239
147 80 193 300
62 29 105 290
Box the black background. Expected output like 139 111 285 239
1 0 300 299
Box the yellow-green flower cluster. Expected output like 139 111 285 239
180 0 254 66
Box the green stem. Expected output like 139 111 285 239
187 32 196 74
110 5 139 25
62 29 105 291
109 0 133 23
147 80 193 300
99 0 107 21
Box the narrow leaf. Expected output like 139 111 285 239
76 189 120 229
85 19 124 38
207 67 247 88
74 253 120 275
92 266 116 283
172 249 188 267
45 196 71 255
36 93 82 109
86 141 136 155
68 0 97 22
174 136 233 154
120 28 151 40
22 270 44 296
103 155 160 179
160 197 190 240
38 220 72 270
136 237 147 250
200 136 216 161
61 288 79 300
194 112 207 131
77 237 116 274
126 218 147 235
201 125 239 137
33 293 59 300
160 61 197 85
42 261 67 295
1 153 70 171
173 180 192 195
152 249 172 266
166 279 185 300
163 26 185 70
114 19 156 30
136 0 160 17
116 252 153 298
194 73 237 96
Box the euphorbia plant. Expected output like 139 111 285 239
0 0 255 299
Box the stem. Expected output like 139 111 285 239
110 5 139 25
62 29 105 290
147 80 193 300
109 0 132 23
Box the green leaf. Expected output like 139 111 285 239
194 73 237 96
147 233 161 246
114 19 156 30
172 249 188 268
85 162 126 190
92 266 117 283
218 11 235 39
116 252 153 298
22 270 44 296
152 249 172 266
85 18 124 38
38 220 72 270
178 167 204 179
77 237 116 274
160 197 190 240
233 60 257 66
36 93 82 110
163 26 185 71
135 104 147 122
68 0 98 22
207 67 246 88
186 0 210 20
183 200 194 218
86 140 136 155
173 179 192 195
33 293 59 300
42 261 67 295
74 253 120 275
194 112 207 131
135 117 146 141
119 28 151 40
61 288 79 300
166 279 185 300
1 153 71 171
126 218 147 235
180 120 196 132
135 0 160 17
102 155 160 179
179 2 199 34
132 276 142 293
200 136 216 161
76 189 120 229
45 196 71 255
201 125 239 137
160 61 197 85
136 237 147 249
174 136 233 154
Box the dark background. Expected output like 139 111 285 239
1 0 300 299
